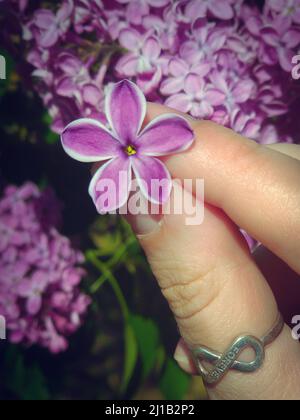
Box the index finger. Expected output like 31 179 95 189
146 103 300 274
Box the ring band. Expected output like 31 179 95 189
191 313 284 386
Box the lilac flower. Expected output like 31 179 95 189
0 183 90 353
260 16 300 72
116 29 163 93
165 74 225 118
4 0 300 145
116 0 169 25
17 271 48 315
266 0 300 25
56 53 90 99
208 71 256 111
32 0 73 48
180 22 227 64
55 53 104 108
61 80 194 213
160 57 211 96
184 0 234 21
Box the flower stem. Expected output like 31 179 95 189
88 236 136 294
86 251 129 320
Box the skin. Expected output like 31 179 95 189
136 103 300 400
94 102 300 400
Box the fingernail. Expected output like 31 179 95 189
174 340 196 374
174 341 190 364
124 213 163 237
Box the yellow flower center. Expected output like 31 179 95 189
125 145 137 156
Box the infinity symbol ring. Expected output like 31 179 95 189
191 313 284 385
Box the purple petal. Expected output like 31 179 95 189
245 16 263 36
169 58 189 77
34 10 55 29
17 280 31 297
116 54 139 77
143 37 161 59
185 0 207 19
27 295 42 315
39 25 59 48
136 114 194 156
232 80 254 103
132 156 172 205
294 9 300 24
268 0 284 12
147 0 169 6
56 77 76 97
209 0 234 20
197 101 214 118
59 54 82 75
205 88 226 106
260 100 288 117
61 118 121 162
191 62 211 77
82 84 103 106
184 73 202 95
119 28 140 50
89 157 132 213
57 0 73 21
209 71 228 93
283 29 300 49
165 94 191 113
275 15 292 34
278 48 293 72
126 1 149 24
180 41 198 62
160 77 184 95
105 80 146 144
261 27 279 47
137 67 162 95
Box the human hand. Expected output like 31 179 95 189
125 103 300 400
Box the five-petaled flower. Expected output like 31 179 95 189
61 80 194 213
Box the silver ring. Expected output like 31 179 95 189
191 313 284 386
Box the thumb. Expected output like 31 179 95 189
125 177 299 400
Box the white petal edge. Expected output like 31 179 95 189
61 118 121 163
105 79 147 140
131 157 172 205
88 158 133 213
137 113 195 157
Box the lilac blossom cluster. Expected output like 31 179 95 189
3 0 300 143
0 182 90 353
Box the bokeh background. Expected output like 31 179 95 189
0 0 299 400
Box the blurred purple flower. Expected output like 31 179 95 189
184 0 234 21
3 0 300 145
160 57 210 96
261 16 300 72
165 74 225 118
266 0 300 25
116 0 169 24
0 183 90 353
31 0 73 48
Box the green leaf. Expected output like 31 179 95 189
23 365 50 401
3 347 49 400
129 314 160 380
42 112 60 144
160 358 191 400
4 348 26 397
121 322 138 394
45 130 59 145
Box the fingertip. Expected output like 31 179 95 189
145 102 196 126
174 338 198 375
